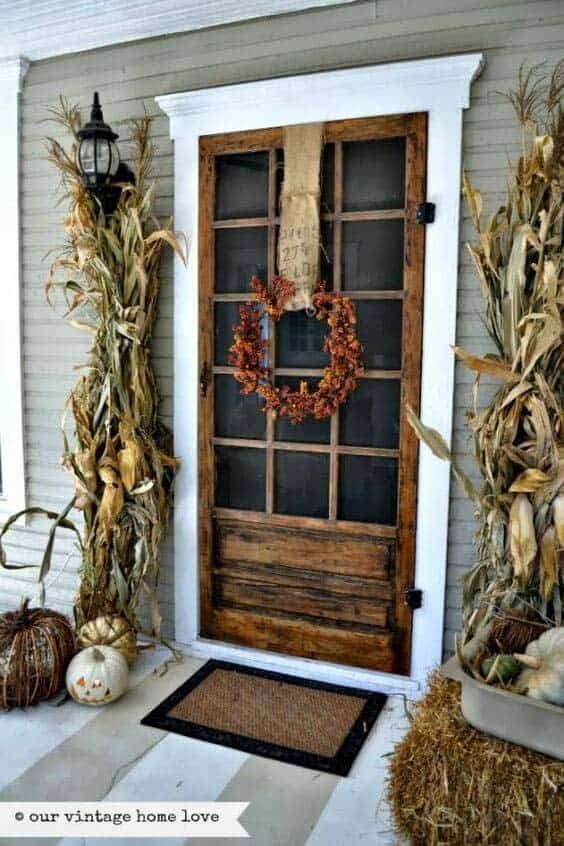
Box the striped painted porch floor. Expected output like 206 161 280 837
0 647 408 845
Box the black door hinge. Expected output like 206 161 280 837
416 202 435 224
404 588 423 610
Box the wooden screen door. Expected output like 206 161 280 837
198 113 426 675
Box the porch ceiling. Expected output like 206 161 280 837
0 0 357 62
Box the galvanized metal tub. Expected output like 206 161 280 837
441 655 564 761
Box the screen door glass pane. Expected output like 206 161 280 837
214 375 266 440
320 221 334 289
343 138 405 211
338 455 398 525
215 152 269 220
215 301 267 367
340 379 401 449
276 310 329 369
214 302 239 365
215 446 265 511
275 451 329 518
274 378 331 445
342 220 404 291
356 301 402 370
215 227 268 293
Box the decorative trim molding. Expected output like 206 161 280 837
0 1 356 62
0 56 28 518
157 52 484 691
159 53 483 129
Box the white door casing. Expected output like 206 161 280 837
156 53 484 693
0 57 28 519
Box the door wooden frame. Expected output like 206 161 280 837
156 53 484 692
198 114 426 676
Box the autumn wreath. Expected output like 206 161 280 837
229 276 363 424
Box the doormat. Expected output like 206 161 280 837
141 659 387 776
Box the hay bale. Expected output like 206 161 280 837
387 672 564 845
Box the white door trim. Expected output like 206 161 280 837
0 57 28 520
156 52 484 692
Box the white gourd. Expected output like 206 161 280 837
514 627 564 706
66 645 129 706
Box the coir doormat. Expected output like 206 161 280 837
141 659 387 776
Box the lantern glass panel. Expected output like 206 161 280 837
108 140 120 176
79 138 95 178
96 139 112 179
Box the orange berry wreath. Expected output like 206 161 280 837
228 276 364 424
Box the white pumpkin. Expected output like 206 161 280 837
66 645 129 706
514 627 564 706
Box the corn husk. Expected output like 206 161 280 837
117 421 144 493
98 459 125 542
408 63 564 640
33 103 186 635
509 494 537 586
554 492 564 546
539 526 559 601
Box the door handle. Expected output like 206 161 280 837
200 363 210 398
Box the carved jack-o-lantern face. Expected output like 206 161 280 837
72 674 113 703
66 646 129 706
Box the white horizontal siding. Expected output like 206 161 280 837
4 0 562 657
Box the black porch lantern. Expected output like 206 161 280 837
77 92 122 212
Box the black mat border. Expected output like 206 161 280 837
141 659 387 777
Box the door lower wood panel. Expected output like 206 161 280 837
198 114 427 675
208 518 395 670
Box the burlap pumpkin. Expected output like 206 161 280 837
78 615 138 665
0 599 76 708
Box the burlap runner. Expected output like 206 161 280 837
277 122 324 311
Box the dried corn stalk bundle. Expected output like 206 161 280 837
44 101 185 635
409 63 564 643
